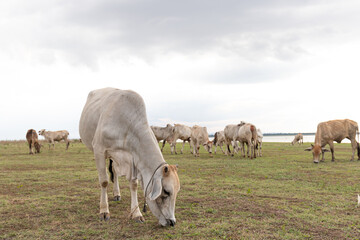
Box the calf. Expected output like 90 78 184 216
26 129 41 154
305 119 360 163
38 129 70 150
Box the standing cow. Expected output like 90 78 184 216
213 131 226 154
150 124 174 152
79 88 180 226
168 124 192 155
224 121 246 156
305 119 360 163
291 133 303 145
26 129 41 154
38 129 70 150
190 125 213 157
237 123 258 159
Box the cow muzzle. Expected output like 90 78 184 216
167 218 176 227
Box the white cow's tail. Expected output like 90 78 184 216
108 159 114 183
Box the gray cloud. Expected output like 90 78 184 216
3 0 356 69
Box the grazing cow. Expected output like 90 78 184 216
291 133 303 145
213 131 226 154
26 129 41 154
224 121 246 156
305 119 360 163
256 128 263 157
150 124 174 152
168 124 192 154
38 129 70 150
190 125 213 157
237 123 258 159
79 88 180 226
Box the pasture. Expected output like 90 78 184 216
1 140 360 239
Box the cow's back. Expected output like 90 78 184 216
238 123 257 141
317 119 358 144
26 129 38 142
224 124 239 140
79 88 149 152
191 126 208 144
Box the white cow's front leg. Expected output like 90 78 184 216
95 152 110 221
129 179 145 222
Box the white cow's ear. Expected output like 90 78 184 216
149 177 162 201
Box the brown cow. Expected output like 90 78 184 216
26 129 41 154
305 119 360 163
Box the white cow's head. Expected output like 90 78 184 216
147 165 180 227
38 129 46 136
203 141 213 155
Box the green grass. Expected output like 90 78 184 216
1 140 360 239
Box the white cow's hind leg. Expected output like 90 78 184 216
220 144 225 154
181 140 185 154
129 179 145 222
112 166 121 201
95 152 110 220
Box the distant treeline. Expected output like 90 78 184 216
263 133 315 136
208 132 315 137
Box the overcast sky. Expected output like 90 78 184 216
1 0 360 140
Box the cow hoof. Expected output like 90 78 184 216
99 212 110 221
113 195 121 201
134 216 145 223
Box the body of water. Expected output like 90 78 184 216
262 135 351 143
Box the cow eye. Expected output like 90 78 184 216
163 189 170 196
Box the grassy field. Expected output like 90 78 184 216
1 140 360 239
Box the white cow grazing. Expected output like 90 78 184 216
150 124 174 152
168 124 192 154
38 129 70 150
190 125 213 157
79 88 180 227
224 121 246 156
256 129 263 157
237 123 258 159
213 131 226 154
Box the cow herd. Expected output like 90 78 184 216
23 87 360 228
151 121 263 159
